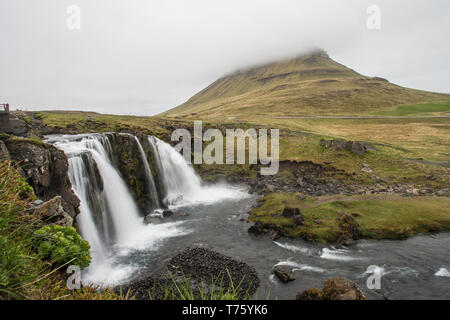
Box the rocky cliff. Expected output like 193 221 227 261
1 135 80 217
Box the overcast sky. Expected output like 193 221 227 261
1 0 449 116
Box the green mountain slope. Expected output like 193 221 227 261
161 49 449 118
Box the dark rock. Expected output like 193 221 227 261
322 278 366 300
121 248 260 300
108 133 165 213
351 141 367 156
320 139 369 155
282 205 300 217
273 265 296 283
265 184 276 193
248 221 265 235
331 140 351 151
292 214 304 226
5 139 80 216
162 209 173 218
268 229 280 240
169 247 260 298
0 113 30 136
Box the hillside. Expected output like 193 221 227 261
161 49 450 118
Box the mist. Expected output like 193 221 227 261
0 0 449 116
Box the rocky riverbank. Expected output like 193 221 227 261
117 247 260 300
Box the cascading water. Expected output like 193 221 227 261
147 136 167 199
132 135 160 209
152 137 248 206
46 133 190 285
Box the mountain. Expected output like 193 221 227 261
161 49 449 118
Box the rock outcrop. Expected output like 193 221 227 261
2 138 80 217
0 113 31 136
28 196 74 226
320 139 371 156
108 133 164 213
296 277 367 300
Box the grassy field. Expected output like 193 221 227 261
249 193 450 243
186 115 450 188
376 101 450 116
31 110 450 189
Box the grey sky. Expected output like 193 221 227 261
1 0 449 116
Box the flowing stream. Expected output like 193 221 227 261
46 133 450 299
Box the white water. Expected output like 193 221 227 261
435 267 450 277
273 241 313 255
274 260 327 273
46 133 248 286
48 134 189 285
320 247 364 262
153 137 248 207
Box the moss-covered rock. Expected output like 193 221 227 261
108 133 162 213
295 287 323 300
296 277 366 300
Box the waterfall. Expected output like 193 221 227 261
49 134 143 247
147 136 167 199
152 137 247 206
67 156 107 267
132 135 160 209
46 132 246 285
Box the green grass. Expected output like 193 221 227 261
153 269 253 300
249 193 450 243
0 161 128 300
0 161 45 298
376 101 450 116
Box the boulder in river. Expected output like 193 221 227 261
273 265 296 283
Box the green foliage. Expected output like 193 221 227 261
46 281 134 300
22 116 33 125
0 205 41 299
0 161 42 299
33 225 91 269
249 193 450 243
377 101 450 116
154 269 252 300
